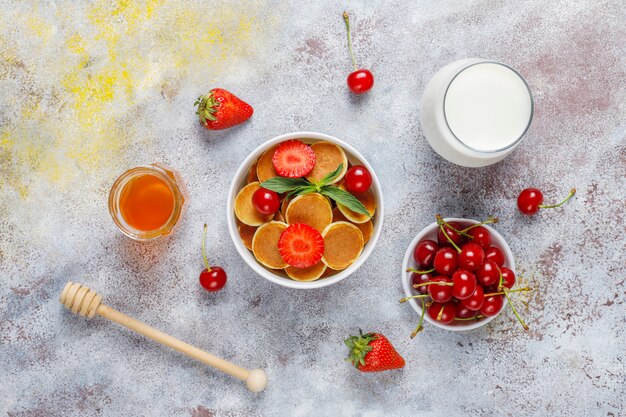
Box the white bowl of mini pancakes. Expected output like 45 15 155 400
227 132 384 289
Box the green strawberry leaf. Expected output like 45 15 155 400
318 163 344 186
259 177 310 194
320 186 371 218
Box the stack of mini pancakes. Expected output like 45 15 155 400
234 140 377 281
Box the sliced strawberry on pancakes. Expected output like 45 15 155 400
278 223 325 268
272 140 316 178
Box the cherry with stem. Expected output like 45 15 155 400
342 11 374 94
518 187 576 216
199 224 227 292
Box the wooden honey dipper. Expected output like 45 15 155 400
59 281 268 393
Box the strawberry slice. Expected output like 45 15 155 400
278 223 324 268
272 140 316 178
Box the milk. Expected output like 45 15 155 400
420 59 533 167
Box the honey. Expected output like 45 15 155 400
119 174 174 231
109 164 185 240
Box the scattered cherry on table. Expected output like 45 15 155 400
517 187 576 215
343 11 374 94
199 224 227 292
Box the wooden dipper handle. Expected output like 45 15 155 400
59 282 267 393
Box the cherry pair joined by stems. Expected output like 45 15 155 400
343 11 374 94
199 224 227 292
517 187 576 216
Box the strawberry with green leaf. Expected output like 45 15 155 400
345 330 405 372
194 88 253 130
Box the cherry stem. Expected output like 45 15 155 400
411 281 453 289
459 216 499 233
436 215 462 253
503 288 529 330
538 188 576 209
497 267 504 291
436 214 473 239
201 224 211 272
410 298 426 338
407 267 435 274
343 11 358 71
484 287 533 297
400 294 429 303
455 315 485 321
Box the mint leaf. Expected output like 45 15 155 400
319 163 344 186
287 185 317 198
259 177 310 193
320 186 371 217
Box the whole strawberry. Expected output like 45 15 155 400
194 88 253 130
345 330 405 372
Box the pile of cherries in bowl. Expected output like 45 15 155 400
401 215 530 336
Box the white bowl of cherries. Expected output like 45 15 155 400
401 216 530 334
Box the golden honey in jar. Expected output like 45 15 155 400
109 164 186 240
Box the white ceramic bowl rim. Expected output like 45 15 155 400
227 131 384 289
401 218 515 331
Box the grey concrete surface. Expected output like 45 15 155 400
1 1 624 416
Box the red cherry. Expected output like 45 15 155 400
476 260 500 287
427 302 456 324
455 303 478 319
437 222 464 247
458 242 485 272
467 226 491 249
485 246 505 267
433 247 458 276
500 267 516 289
427 276 453 303
347 69 374 94
344 165 372 194
343 12 374 94
517 188 543 215
252 188 280 215
199 224 227 293
461 285 484 311
411 272 434 294
517 187 576 216
413 239 440 268
199 266 227 292
480 295 504 317
451 269 477 300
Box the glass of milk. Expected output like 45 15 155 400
420 59 533 167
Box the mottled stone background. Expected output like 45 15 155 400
1 0 624 416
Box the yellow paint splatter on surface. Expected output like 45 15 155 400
0 0 268 196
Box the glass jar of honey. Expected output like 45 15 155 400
108 164 186 240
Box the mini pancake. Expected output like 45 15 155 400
336 186 376 224
285 261 327 281
274 210 286 223
252 221 288 269
256 146 279 182
235 182 275 226
332 207 373 244
321 221 364 270
247 160 259 183
306 141 348 184
285 193 333 233
280 195 293 215
237 221 257 250
320 267 337 278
